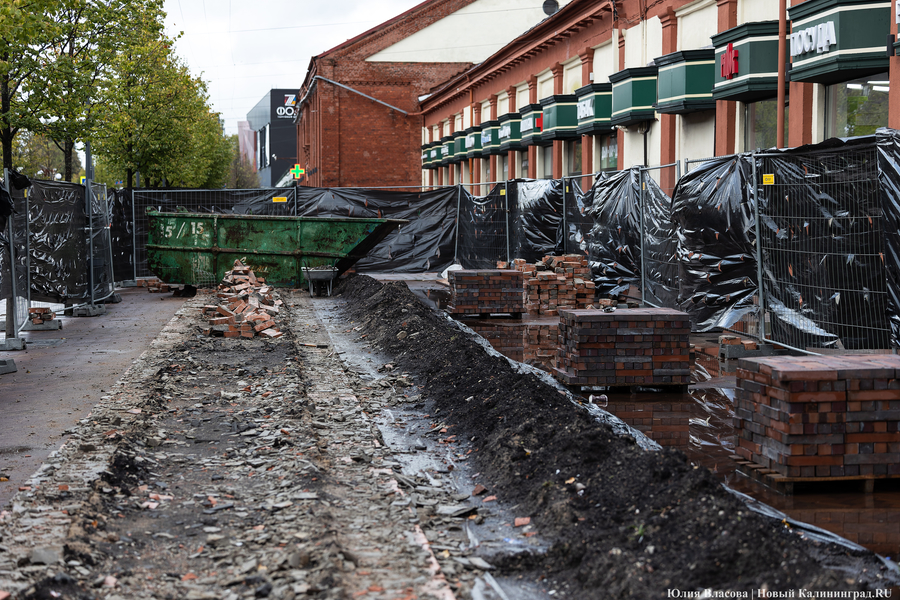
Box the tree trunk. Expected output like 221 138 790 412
63 139 74 181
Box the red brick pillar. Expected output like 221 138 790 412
552 64 564 177
617 33 626 170
579 47 594 189
489 95 499 185
507 85 517 179
659 9 678 189
472 103 482 188
715 0 738 156
527 75 538 179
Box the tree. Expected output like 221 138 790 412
0 0 58 173
31 0 164 181
226 134 259 189
5 129 81 179
93 16 230 189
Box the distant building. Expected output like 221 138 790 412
295 0 573 189
237 121 256 169
246 89 299 187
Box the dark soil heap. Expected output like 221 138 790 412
336 274 896 598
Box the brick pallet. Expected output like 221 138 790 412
604 400 694 448
734 355 900 490
470 321 525 363
551 308 691 391
513 255 594 316
449 269 524 317
524 323 559 372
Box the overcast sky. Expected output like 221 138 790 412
162 0 425 136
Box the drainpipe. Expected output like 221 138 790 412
776 0 787 148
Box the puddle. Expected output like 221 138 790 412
599 352 900 558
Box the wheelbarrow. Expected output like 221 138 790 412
302 266 339 297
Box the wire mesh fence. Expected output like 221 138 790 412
639 164 681 310
754 148 891 352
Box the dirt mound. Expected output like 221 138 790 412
335 275 889 597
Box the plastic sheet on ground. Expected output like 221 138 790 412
672 155 758 331
876 128 900 347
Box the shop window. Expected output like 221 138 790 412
499 154 508 181
598 134 618 172
541 145 553 179
566 140 582 177
744 98 789 152
826 73 889 138
482 158 491 195
522 152 529 178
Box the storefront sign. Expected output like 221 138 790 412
721 43 739 79
499 123 511 139
790 21 836 57
577 97 594 120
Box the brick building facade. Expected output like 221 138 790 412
419 0 899 194
294 0 573 189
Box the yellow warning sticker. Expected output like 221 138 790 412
273 196 287 203
500 189 505 195
763 174 775 185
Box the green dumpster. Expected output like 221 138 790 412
146 210 406 287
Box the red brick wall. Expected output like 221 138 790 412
296 0 476 188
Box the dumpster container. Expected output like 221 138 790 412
146 210 406 287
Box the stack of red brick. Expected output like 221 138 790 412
552 308 691 387
449 269 524 316
142 278 170 293
201 261 283 339
470 321 525 362
513 255 594 316
524 323 559 371
735 355 900 478
28 307 55 325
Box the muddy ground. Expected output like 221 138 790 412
0 274 898 600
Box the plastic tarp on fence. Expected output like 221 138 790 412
585 168 674 300
109 189 135 282
294 187 458 273
672 156 758 331
757 136 889 350
876 129 900 347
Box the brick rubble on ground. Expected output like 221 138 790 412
27 307 55 325
201 260 283 339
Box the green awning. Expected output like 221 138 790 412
480 120 500 156
540 94 578 141
712 21 780 102
498 112 522 152
787 0 890 84
519 103 545 146
610 67 658 127
465 126 483 158
655 49 715 114
575 83 613 135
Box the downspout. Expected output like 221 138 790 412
776 0 787 148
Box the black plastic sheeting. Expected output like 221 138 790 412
0 186 28 316
109 189 135 282
757 136 889 350
561 174 602 258
295 186 458 273
672 156 758 331
457 183 509 269
878 129 900 347
585 168 675 302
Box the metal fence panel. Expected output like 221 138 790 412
639 164 680 310
755 145 891 351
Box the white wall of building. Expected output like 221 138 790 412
624 17 662 68
593 38 617 82
738 0 779 25
366 0 573 63
537 69 554 99
563 58 582 94
677 111 716 162
516 83 529 109
677 0 717 51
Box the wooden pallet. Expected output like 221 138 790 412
561 382 689 397
731 455 900 495
450 311 523 319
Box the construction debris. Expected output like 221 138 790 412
27 307 55 325
200 260 283 338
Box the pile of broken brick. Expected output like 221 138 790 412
200 260 284 339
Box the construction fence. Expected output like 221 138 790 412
4 128 900 354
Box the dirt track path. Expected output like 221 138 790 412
0 291 494 600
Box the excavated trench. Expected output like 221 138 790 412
0 275 898 600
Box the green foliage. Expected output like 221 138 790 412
0 0 230 188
